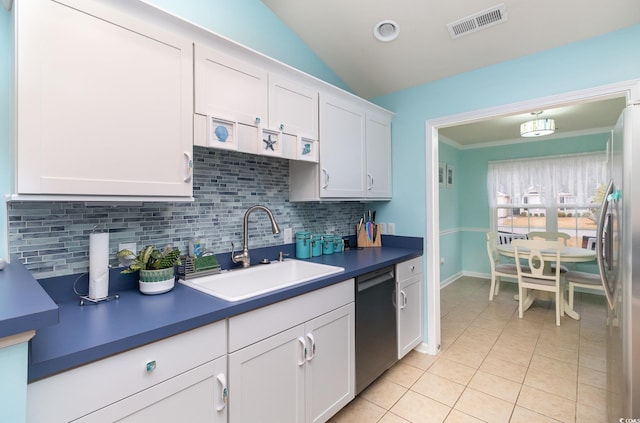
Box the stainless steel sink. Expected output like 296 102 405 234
178 259 345 301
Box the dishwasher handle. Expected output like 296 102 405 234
357 271 395 292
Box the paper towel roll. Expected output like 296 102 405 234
89 232 110 300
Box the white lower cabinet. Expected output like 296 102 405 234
27 321 227 423
27 281 357 423
76 356 227 423
228 280 355 423
396 257 424 359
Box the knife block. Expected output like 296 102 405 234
356 224 382 248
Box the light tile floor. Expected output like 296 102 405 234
329 276 608 423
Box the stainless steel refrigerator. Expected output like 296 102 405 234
599 101 640 420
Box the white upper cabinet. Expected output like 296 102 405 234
194 44 318 161
289 92 392 201
318 93 367 198
365 109 393 199
268 74 319 141
14 0 194 198
194 44 268 130
193 43 268 155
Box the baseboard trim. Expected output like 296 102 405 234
414 341 439 356
440 272 463 288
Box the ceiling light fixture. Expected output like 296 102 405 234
373 20 399 42
520 111 555 137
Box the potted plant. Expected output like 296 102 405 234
116 245 182 295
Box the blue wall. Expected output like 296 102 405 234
458 133 609 278
372 24 640 239
0 342 29 423
146 0 350 92
438 141 461 282
369 25 639 346
434 132 608 283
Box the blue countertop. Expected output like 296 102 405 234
27 237 422 382
0 262 58 340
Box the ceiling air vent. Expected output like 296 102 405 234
447 3 508 39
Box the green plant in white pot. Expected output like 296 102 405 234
116 245 182 295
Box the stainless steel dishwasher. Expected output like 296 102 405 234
355 265 397 394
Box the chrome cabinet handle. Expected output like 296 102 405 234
306 333 316 361
322 168 330 189
400 290 407 309
184 152 193 182
216 373 228 411
367 173 374 190
297 337 307 366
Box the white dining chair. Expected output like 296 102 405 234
528 231 571 243
512 239 565 326
486 232 520 301
528 231 570 273
564 270 604 312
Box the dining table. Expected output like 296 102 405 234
496 244 597 320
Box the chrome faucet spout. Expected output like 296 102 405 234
232 205 280 268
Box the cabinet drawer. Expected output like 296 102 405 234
396 257 423 281
27 321 226 423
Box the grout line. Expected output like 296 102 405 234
335 277 607 423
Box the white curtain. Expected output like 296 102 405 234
487 152 608 208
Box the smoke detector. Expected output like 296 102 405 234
374 20 400 42
447 3 508 39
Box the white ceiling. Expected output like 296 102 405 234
261 0 639 146
439 96 627 147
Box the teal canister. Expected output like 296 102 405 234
311 234 323 257
295 231 311 259
322 234 335 255
333 236 344 253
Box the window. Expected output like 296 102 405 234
488 152 608 247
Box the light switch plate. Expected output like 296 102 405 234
387 223 396 235
284 228 293 244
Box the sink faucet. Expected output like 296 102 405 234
232 205 281 268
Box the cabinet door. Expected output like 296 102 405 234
269 74 319 140
305 303 355 423
228 325 306 423
15 0 193 197
319 94 366 198
75 357 227 423
397 276 423 359
194 44 267 129
366 110 393 199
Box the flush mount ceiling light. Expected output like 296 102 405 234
373 20 399 42
520 111 556 137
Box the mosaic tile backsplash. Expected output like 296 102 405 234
8 146 367 278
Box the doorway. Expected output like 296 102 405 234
423 80 639 355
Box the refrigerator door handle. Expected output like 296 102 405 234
597 179 616 310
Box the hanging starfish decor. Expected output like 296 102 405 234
263 134 277 151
